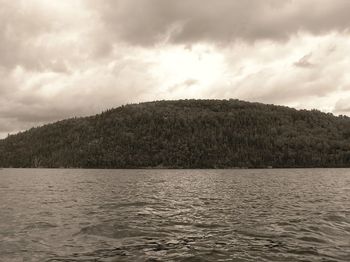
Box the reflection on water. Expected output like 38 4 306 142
0 169 350 261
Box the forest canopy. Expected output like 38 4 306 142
1 99 350 168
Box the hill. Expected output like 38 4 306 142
1 99 350 168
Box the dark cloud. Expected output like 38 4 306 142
91 0 350 46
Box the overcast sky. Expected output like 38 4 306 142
1 0 350 137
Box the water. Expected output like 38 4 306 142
0 169 350 262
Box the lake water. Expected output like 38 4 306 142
0 169 350 262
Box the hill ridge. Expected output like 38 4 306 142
1 99 350 168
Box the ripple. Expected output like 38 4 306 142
1 169 350 262
99 201 154 209
24 222 58 230
297 236 328 244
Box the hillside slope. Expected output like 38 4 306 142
1 99 350 168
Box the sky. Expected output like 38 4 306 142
1 0 350 138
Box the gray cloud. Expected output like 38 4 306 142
0 48 159 137
0 1 57 70
1 0 350 138
334 98 350 114
91 0 350 46
168 79 199 92
0 0 100 72
294 53 314 68
207 34 350 111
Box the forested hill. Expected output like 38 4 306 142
1 99 350 168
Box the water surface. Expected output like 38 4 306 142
0 169 350 261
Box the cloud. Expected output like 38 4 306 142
90 0 350 46
1 0 350 138
167 79 199 93
0 47 158 136
294 53 314 68
206 33 350 111
334 97 350 114
0 0 99 71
